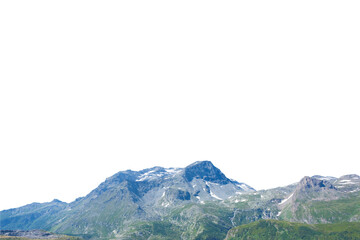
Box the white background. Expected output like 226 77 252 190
1 0 359 211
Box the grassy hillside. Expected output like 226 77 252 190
280 191 360 223
0 230 82 240
121 202 234 240
0 236 82 240
225 220 360 240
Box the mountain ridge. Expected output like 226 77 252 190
1 161 359 240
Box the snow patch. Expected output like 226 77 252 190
314 176 335 181
165 168 181 174
210 190 223 200
339 179 352 183
136 170 156 181
338 180 355 185
136 168 181 181
279 193 294 205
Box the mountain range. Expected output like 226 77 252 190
1 161 359 239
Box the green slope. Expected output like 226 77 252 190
0 233 82 240
225 220 360 240
122 202 234 240
280 191 360 223
0 237 81 240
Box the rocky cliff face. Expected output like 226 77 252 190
298 176 335 190
184 161 230 184
292 176 337 200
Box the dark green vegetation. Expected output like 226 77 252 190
0 230 82 240
0 237 82 240
0 237 81 240
225 220 360 240
1 161 360 239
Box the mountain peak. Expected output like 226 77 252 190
184 160 230 184
186 160 215 168
298 176 336 190
51 199 64 203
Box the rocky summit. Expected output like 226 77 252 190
1 161 359 240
